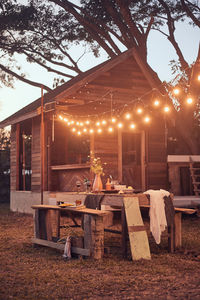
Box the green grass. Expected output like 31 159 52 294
0 203 200 300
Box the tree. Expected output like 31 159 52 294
0 0 200 153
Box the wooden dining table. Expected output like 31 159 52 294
31 192 185 260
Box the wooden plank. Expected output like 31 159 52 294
174 212 182 248
124 196 151 260
31 205 111 216
118 129 122 183
32 238 90 256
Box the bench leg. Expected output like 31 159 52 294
174 212 182 248
168 223 175 253
84 215 104 259
121 206 128 258
33 209 52 241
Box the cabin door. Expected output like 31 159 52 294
122 131 146 191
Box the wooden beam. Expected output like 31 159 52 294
32 238 90 256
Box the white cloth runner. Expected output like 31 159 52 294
144 189 170 244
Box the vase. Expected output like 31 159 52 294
92 173 103 192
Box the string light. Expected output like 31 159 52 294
173 88 180 95
97 128 102 133
118 123 123 128
144 116 150 123
125 113 131 119
130 123 135 129
89 129 94 134
72 128 76 132
111 117 116 123
102 120 107 125
154 100 160 106
77 131 81 136
164 106 170 112
96 121 100 126
198 75 200 81
64 118 68 122
108 127 113 132
137 108 143 114
186 97 193 104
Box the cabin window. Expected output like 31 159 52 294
51 122 90 165
18 120 32 191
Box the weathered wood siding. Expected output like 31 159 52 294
32 117 41 192
146 119 168 190
10 124 18 191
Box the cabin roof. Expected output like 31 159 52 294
0 47 161 128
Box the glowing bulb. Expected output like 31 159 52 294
108 127 113 132
80 122 84 126
72 128 76 132
85 120 90 125
89 129 94 134
125 113 131 119
164 106 170 112
173 88 180 95
77 131 81 136
198 75 200 81
186 97 193 104
97 128 102 133
71 120 74 125
76 121 80 126
96 121 100 126
102 120 107 125
118 123 123 128
137 108 143 114
59 115 63 120
111 118 116 123
64 118 68 122
67 122 71 126
83 128 87 133
144 117 150 123
130 123 135 129
154 100 160 106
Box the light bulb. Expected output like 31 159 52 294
144 117 150 123
89 129 94 134
80 122 84 126
186 97 193 104
59 115 63 120
64 118 68 122
97 128 102 133
102 120 107 125
154 100 159 106
164 106 170 112
137 108 143 114
173 88 180 95
83 128 87 132
72 128 76 132
108 127 113 132
77 131 81 135
198 75 200 81
125 113 131 119
118 123 123 128
85 120 90 125
111 118 116 123
76 121 80 126
130 123 135 129
96 121 100 126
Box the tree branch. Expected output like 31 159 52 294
181 0 200 27
0 63 52 92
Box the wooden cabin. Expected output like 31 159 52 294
0 48 170 213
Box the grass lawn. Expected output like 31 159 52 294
0 203 200 300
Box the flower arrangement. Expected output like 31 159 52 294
90 157 105 176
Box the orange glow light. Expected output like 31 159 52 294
173 88 180 95
144 117 150 123
118 123 123 128
154 100 160 106
108 127 113 132
164 106 170 112
130 123 135 129
137 108 143 114
125 113 131 119
186 97 193 104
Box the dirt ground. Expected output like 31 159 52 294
0 203 200 300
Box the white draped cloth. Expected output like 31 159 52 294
144 189 170 244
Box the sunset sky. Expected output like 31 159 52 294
0 20 199 122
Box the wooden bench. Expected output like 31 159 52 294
31 205 112 259
140 205 196 250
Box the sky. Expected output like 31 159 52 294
0 20 200 122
